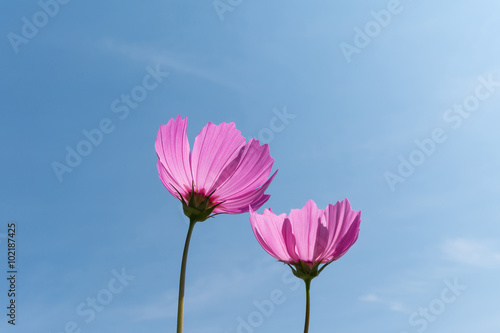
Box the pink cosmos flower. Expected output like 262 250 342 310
250 199 360 333
249 199 360 278
155 115 277 221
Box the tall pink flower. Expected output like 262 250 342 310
249 199 360 333
156 115 277 222
155 115 277 333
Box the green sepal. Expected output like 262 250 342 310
171 183 224 223
288 260 322 281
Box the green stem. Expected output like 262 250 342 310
177 219 197 333
304 278 311 333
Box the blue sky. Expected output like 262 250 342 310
1 0 500 332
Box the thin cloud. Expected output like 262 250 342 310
130 256 283 322
94 38 242 92
359 293 409 314
442 238 500 269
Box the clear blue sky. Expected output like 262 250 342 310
1 1 500 332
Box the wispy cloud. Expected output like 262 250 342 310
93 38 241 92
130 256 283 322
442 238 500 269
359 293 409 314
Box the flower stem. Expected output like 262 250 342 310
303 278 311 333
177 218 197 333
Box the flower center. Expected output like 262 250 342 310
177 187 224 223
186 191 215 208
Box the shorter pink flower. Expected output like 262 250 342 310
250 199 360 279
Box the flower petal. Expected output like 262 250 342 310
282 217 300 263
287 200 324 263
214 169 277 214
191 122 246 195
322 199 361 261
312 216 330 263
157 160 184 200
249 208 296 263
214 139 274 199
155 115 193 197
327 216 360 261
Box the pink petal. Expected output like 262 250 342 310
214 139 274 199
287 200 324 263
191 122 246 195
214 170 277 214
157 160 186 200
155 115 193 197
282 218 300 263
327 215 360 261
249 208 296 263
312 216 330 263
322 199 361 261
